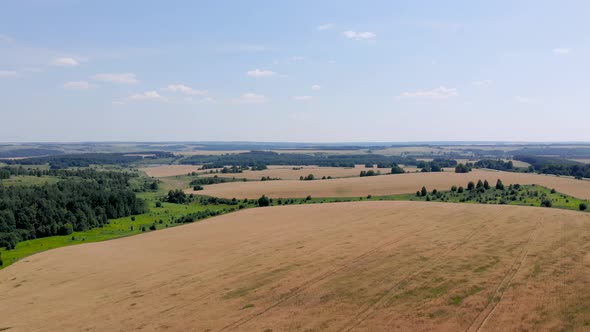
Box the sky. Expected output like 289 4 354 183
1 0 589 142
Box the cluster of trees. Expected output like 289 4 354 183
513 155 590 179
165 189 191 204
390 165 405 174
181 151 417 169
189 176 241 187
300 174 315 181
221 166 243 174
0 170 146 249
417 159 457 172
455 163 473 173
360 170 381 177
474 159 515 171
4 152 175 169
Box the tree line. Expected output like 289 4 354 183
180 151 418 169
513 155 590 179
0 170 147 250
4 152 175 169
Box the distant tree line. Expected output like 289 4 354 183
474 159 514 171
0 170 147 249
180 151 418 169
513 155 590 179
0 148 64 159
417 159 457 172
360 170 381 177
4 152 175 169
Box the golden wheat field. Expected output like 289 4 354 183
198 165 389 180
193 169 590 200
1 202 589 331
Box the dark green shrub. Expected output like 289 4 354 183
580 203 588 211
258 195 270 207
540 199 552 208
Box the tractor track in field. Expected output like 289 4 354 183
465 218 544 332
338 213 494 332
219 213 461 331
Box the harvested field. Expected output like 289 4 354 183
140 165 205 177
194 169 590 199
175 150 249 156
200 165 389 180
1 202 589 331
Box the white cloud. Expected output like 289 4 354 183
311 84 321 90
234 93 268 104
397 86 458 99
53 57 80 67
343 31 376 41
92 73 138 84
0 70 17 77
165 84 207 96
472 80 493 87
294 95 313 101
128 91 167 102
553 48 572 55
247 69 276 78
63 81 93 90
318 23 335 31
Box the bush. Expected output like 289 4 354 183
580 203 588 211
149 224 157 231
495 179 505 190
457 186 464 193
155 201 162 208
467 181 475 190
540 199 552 208
0 252 3 266
421 186 427 197
141 226 146 232
131 216 136 221
258 195 270 207
451 186 457 192
57 223 74 236
483 180 490 190
306 195 312 201
550 188 556 194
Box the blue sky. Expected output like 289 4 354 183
1 0 589 142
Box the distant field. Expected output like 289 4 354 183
194 169 590 200
1 202 589 331
199 165 389 180
175 150 249 156
270 149 369 155
140 165 206 177
571 159 590 164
